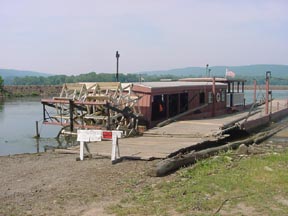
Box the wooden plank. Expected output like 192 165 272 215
98 82 121 90
86 95 110 101
65 83 86 91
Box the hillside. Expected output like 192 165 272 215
1 65 287 85
0 69 51 78
0 69 51 84
140 64 288 78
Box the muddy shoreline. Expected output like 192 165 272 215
1 125 288 215
1 130 288 216
0 152 163 216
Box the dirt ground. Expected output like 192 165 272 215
0 153 170 216
1 126 287 216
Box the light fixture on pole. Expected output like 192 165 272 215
116 51 120 82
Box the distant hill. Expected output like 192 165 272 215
0 69 51 84
0 69 51 78
140 64 288 78
1 65 287 85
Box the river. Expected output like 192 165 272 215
0 90 287 156
0 97 61 156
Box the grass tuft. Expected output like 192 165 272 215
108 150 288 215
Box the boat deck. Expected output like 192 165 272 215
67 99 288 160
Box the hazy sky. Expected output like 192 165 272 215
0 0 287 75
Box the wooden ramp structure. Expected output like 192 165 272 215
60 99 288 160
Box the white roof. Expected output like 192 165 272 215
134 81 226 89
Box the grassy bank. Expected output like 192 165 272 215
108 150 288 215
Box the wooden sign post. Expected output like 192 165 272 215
77 130 123 163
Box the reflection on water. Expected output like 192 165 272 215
0 97 62 156
245 90 288 104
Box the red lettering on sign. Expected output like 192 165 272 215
102 131 112 140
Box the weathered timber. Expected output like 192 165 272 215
221 110 260 130
42 82 142 136
54 149 79 154
148 138 253 177
254 123 287 144
149 122 288 177
214 124 240 136
156 103 208 127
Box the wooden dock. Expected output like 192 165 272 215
65 99 288 160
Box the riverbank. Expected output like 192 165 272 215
0 152 160 216
3 85 62 97
1 127 288 216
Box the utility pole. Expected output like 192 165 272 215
116 51 120 82
265 71 271 115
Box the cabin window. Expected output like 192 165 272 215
169 94 179 117
221 90 226 102
151 94 167 121
208 92 213 103
199 92 205 104
180 93 188 113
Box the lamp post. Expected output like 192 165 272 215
206 64 209 77
116 51 120 82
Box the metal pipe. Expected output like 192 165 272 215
212 77 216 117
270 91 272 114
253 79 257 104
69 99 74 132
42 103 46 122
265 71 271 115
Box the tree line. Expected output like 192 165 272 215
2 72 288 86
0 76 3 93
5 72 179 85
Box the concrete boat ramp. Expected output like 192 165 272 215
64 99 288 160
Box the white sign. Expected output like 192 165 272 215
77 129 123 162
77 130 102 142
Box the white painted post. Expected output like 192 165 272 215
77 130 102 161
80 141 84 161
116 136 120 158
111 131 122 162
111 135 116 161
111 135 118 161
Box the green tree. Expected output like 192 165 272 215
0 76 3 92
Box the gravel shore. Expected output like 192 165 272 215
0 153 165 216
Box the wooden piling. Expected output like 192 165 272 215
35 121 40 138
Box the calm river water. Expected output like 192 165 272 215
0 90 287 156
0 97 61 156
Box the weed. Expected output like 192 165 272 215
109 151 288 215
